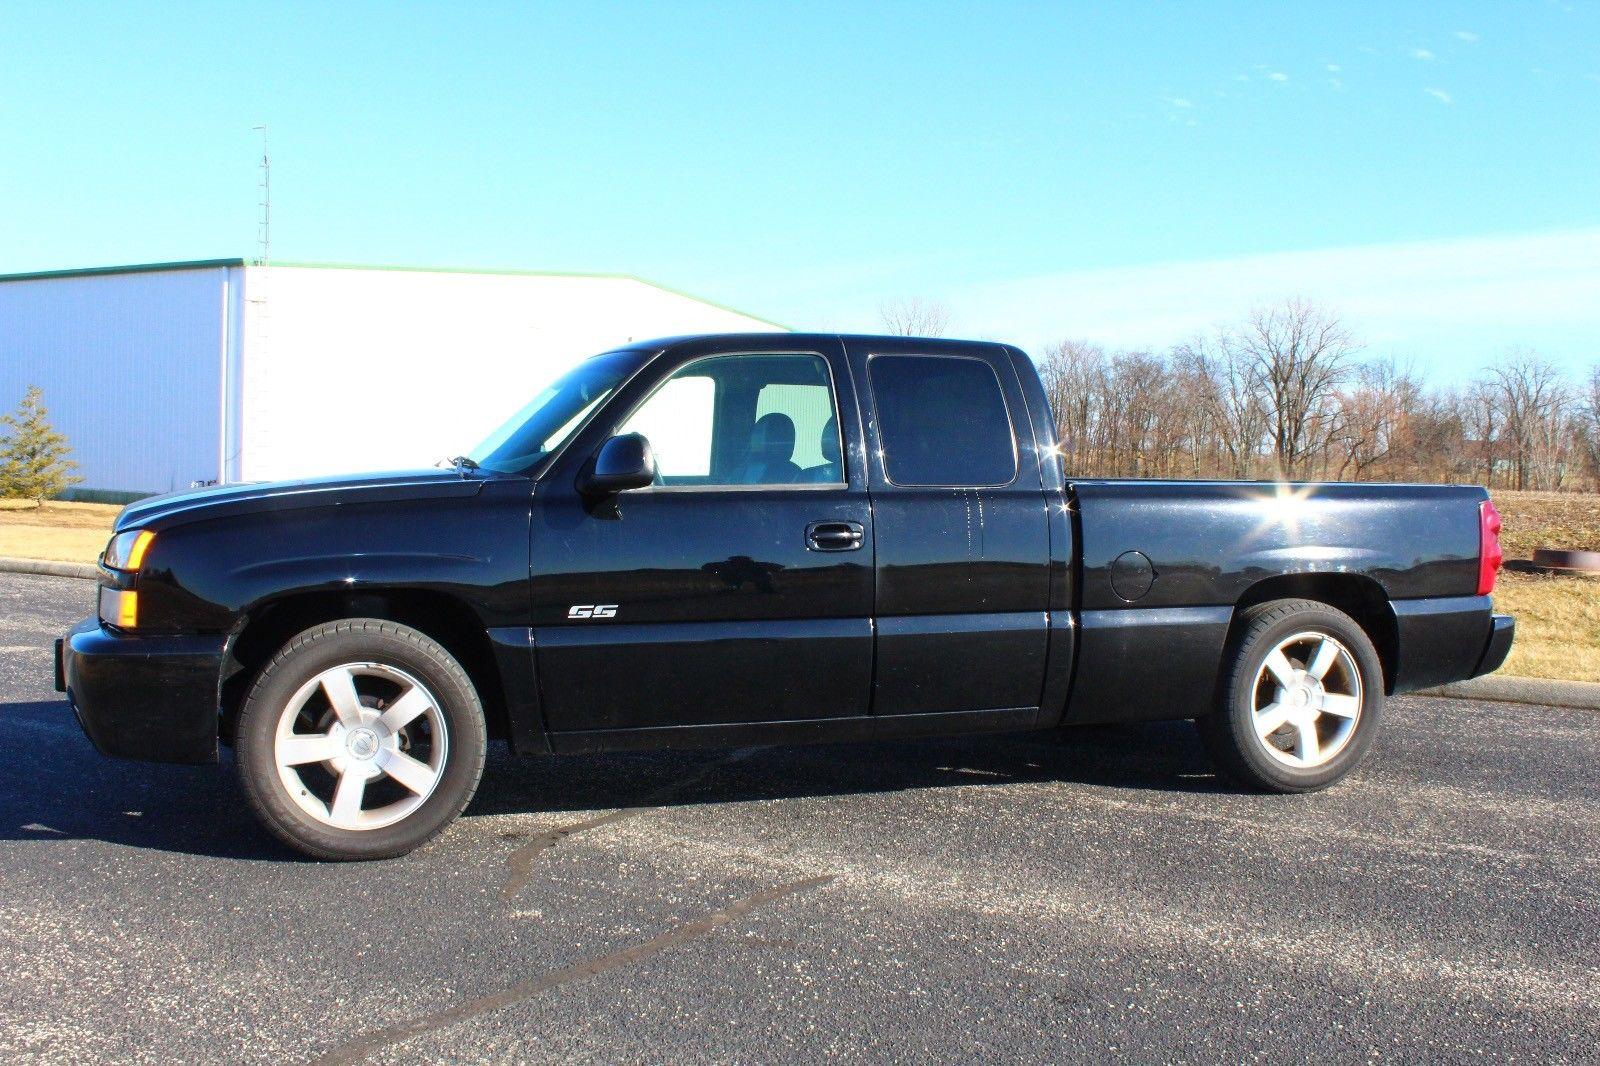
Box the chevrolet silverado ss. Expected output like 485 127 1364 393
57 333 1514 860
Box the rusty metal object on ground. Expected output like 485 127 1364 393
1531 548 1600 573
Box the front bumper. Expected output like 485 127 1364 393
55 618 225 764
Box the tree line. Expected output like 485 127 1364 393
883 296 1600 491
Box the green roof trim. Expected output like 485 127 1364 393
0 256 789 330
0 258 247 283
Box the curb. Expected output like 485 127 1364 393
0 557 99 580
1416 675 1600 711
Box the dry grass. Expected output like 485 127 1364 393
3 490 1598 682
1491 489 1600 557
1476 490 1600 682
1491 570 1600 682
0 499 119 563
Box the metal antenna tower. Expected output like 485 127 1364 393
252 125 271 265
237 124 274 485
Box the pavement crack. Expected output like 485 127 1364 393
309 873 835 1066
499 746 761 902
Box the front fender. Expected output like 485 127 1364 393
131 481 533 634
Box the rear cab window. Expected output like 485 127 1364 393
867 355 1018 487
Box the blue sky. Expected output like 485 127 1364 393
2 1 1597 378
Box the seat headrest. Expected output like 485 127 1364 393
750 412 796 460
819 417 840 465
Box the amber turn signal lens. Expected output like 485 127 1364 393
125 530 155 570
103 529 157 571
98 587 139 628
117 591 139 627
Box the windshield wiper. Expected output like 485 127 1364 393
442 455 480 474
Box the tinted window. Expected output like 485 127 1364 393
619 353 843 486
869 355 1016 487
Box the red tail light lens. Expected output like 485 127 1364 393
1477 500 1503 596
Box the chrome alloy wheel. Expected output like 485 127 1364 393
273 662 449 831
1250 631 1363 769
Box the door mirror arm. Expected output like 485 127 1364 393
579 433 658 495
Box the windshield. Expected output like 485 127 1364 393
468 349 645 474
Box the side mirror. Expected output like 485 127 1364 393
580 433 657 495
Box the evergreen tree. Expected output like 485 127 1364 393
0 385 82 507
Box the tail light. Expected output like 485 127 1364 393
1477 500 1503 596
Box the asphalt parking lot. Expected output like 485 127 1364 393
1 571 1596 1063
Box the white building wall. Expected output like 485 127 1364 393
236 267 783 482
0 266 227 496
0 261 783 493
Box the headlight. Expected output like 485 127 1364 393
103 529 155 571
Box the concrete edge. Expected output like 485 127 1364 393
0 557 99 580
1416 675 1600 711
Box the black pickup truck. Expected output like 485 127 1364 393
57 333 1513 860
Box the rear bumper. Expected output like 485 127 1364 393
1389 596 1514 694
1473 613 1515 678
55 618 223 764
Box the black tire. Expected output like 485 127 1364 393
1198 598 1384 793
234 619 487 861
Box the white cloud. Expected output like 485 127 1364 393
1329 78 1345 92
1267 71 1289 82
939 228 1600 380
1325 63 1341 73
1425 87 1454 104
1410 48 1436 60
1455 30 1479 43
1169 97 1193 109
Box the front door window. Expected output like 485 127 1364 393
618 353 844 486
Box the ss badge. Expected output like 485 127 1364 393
567 604 618 619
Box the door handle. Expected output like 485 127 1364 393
806 521 864 552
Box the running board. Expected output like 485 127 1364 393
546 706 1043 754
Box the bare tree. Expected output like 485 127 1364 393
1332 358 1420 480
879 297 951 338
1396 388 1464 484
1231 298 1358 479
1029 311 1595 492
1037 340 1107 473
1537 380 1577 490
1457 379 1501 487
1581 365 1600 489
1490 350 1571 490
1167 349 1227 477
1103 351 1169 477
1179 330 1266 479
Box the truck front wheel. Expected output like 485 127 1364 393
1198 599 1384 793
234 619 488 860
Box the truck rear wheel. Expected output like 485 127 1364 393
1198 599 1383 793
234 619 487 861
